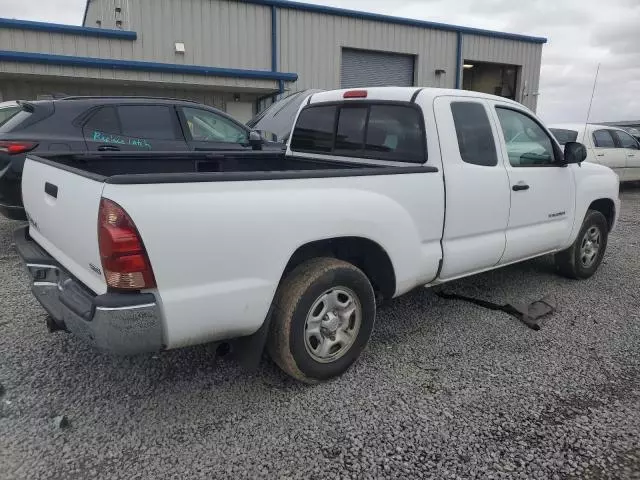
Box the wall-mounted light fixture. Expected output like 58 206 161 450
175 42 186 54
435 69 446 76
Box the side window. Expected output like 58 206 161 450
613 130 639 150
117 105 178 140
451 102 497 166
592 130 616 148
182 107 248 144
364 105 425 163
335 107 367 153
495 107 556 167
290 105 337 153
84 106 121 135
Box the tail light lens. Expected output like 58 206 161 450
98 198 156 290
0 141 38 154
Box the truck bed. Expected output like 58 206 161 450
34 151 434 185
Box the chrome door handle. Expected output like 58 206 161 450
628 154 635 157
597 154 605 157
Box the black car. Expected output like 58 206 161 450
248 89 325 142
0 97 283 220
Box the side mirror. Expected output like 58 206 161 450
563 141 587 165
255 130 278 142
249 130 263 150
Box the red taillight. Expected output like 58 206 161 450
343 90 368 99
98 198 156 290
0 141 38 154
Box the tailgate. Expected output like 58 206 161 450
22 157 107 295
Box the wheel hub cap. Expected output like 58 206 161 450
304 287 362 364
580 226 601 268
321 311 341 336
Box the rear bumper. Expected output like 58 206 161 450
13 226 164 355
0 202 26 220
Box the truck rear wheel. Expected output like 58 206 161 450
267 258 376 383
555 209 609 279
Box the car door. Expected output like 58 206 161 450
83 105 188 152
434 97 510 280
490 104 576 264
612 129 640 181
591 129 625 175
178 106 251 151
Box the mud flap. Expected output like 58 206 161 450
231 306 274 371
436 291 556 331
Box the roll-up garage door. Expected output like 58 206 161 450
340 48 415 88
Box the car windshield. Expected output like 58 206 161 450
549 128 579 145
247 89 325 141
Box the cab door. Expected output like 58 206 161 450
612 129 640 181
434 97 510 280
591 129 626 176
489 103 576 264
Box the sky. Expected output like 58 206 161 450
1 0 639 124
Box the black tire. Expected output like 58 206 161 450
267 258 376 383
555 210 609 279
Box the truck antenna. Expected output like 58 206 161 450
583 63 601 142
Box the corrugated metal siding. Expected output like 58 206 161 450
126 0 271 69
84 0 131 29
0 77 262 112
461 34 543 111
3 0 272 71
341 49 414 88
0 61 278 92
0 29 137 61
277 8 458 92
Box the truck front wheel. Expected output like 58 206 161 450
267 258 376 383
555 209 609 279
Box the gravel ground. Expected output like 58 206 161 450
1 188 640 480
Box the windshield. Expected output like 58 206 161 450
247 89 324 141
247 91 305 128
549 128 579 145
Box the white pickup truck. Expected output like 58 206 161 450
15 87 620 383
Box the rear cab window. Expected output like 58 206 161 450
290 102 426 163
